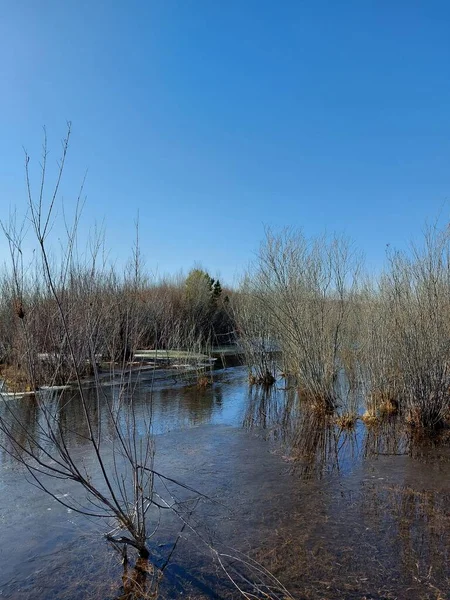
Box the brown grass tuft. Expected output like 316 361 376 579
361 411 379 427
299 389 336 415
248 373 258 385
197 375 212 388
379 398 399 416
248 371 276 386
335 413 357 430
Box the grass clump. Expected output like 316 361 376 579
361 411 380 427
335 413 358 430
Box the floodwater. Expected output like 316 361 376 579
0 367 449 599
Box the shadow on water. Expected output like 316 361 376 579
0 367 449 599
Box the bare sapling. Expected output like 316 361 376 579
0 126 295 600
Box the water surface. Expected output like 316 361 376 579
0 367 449 599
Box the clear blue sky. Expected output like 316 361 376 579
1 1 450 284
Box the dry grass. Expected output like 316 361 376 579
249 370 276 386
369 390 399 414
298 392 336 418
335 413 357 430
361 410 380 427
378 398 399 417
197 375 212 388
0 363 34 393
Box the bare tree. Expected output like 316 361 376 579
0 126 294 600
0 126 159 562
236 228 362 411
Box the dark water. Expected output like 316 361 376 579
0 367 449 599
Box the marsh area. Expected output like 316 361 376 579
0 367 449 600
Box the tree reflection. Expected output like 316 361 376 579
243 385 361 479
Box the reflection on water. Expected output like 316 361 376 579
0 367 449 599
363 414 409 458
244 384 368 478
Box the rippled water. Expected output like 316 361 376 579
0 367 449 599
